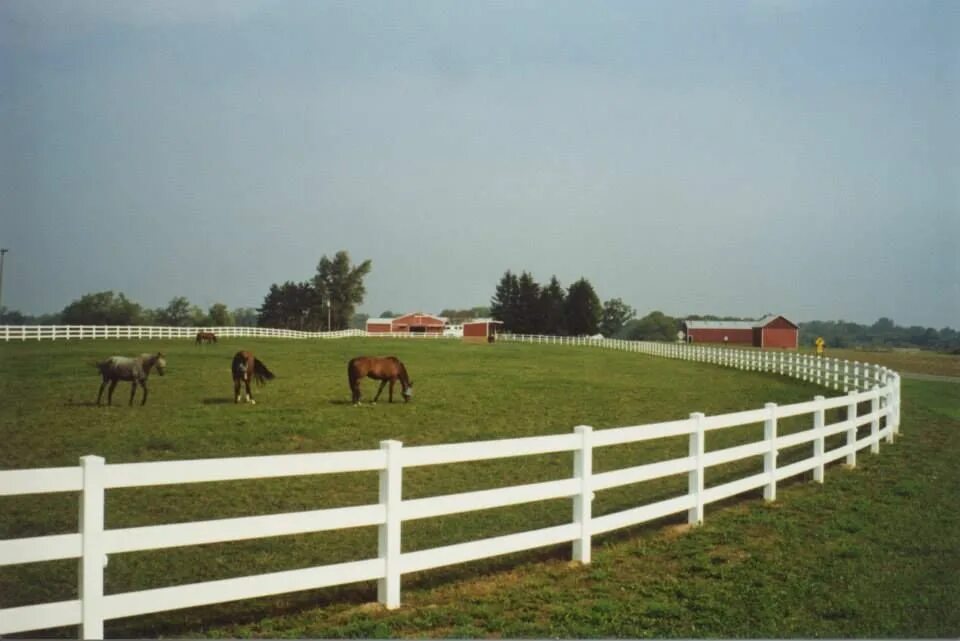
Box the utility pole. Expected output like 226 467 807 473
0 248 8 313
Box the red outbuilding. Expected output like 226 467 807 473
462 319 504 343
683 315 799 349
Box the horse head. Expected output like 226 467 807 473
154 353 167 376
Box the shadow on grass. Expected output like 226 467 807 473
202 398 235 405
64 400 100 407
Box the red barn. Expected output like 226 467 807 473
683 315 798 349
462 319 503 343
366 313 447 335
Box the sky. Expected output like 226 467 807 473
1 0 957 328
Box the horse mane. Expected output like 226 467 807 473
394 359 411 387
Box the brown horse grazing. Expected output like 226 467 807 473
348 356 413 405
232 351 275 404
195 331 217 345
95 353 166 406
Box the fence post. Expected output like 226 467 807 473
881 380 894 444
79 455 106 640
764 403 778 502
870 388 880 454
688 412 705 525
572 425 593 563
890 376 900 438
845 390 858 467
813 396 825 483
378 440 403 609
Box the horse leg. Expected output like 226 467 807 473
350 380 361 406
234 378 242 403
388 379 395 402
129 381 138 406
140 380 148 406
97 379 108 405
373 379 388 404
107 380 118 405
245 378 255 404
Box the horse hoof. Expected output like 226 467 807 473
250 399 256 405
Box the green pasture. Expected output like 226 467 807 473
1 338 957 638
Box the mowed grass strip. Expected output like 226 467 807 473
1 338 953 637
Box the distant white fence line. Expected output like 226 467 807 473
1 325 372 341
0 334 900 639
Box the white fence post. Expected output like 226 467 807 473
688 412 705 525
79 455 106 640
870 388 880 454
891 376 901 438
764 403 778 502
846 390 858 467
813 396 825 483
572 425 593 564
378 440 403 609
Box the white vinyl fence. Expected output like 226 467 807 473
1 325 369 341
0 325 469 341
0 334 900 639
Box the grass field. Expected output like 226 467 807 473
1 337 957 638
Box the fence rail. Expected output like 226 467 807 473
0 325 471 341
0 332 901 639
1 325 370 341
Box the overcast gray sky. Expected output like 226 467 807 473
2 0 957 327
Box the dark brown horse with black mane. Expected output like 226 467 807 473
95 352 166 406
348 356 413 405
232 351 274 404
195 331 217 345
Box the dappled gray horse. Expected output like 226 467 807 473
95 353 166 406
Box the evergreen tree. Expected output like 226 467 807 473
515 271 542 334
490 270 520 331
564 278 602 335
539 276 567 335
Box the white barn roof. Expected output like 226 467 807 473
684 315 783 330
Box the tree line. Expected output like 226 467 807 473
0 250 373 331
0 291 259 328
256 251 371 331
2 254 957 353
489 270 635 337
799 317 960 353
0 291 259 327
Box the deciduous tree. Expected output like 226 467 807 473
313 251 372 331
601 298 635 337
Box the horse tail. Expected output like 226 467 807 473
252 359 275 386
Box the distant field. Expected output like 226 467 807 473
801 346 960 378
1 338 956 638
